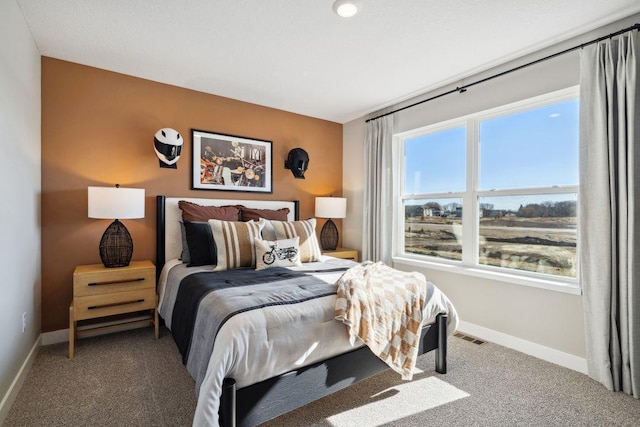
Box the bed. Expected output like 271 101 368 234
155 195 458 427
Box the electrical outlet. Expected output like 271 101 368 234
22 312 27 333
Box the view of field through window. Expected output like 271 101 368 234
477 194 577 277
403 194 577 277
405 198 463 261
403 97 579 278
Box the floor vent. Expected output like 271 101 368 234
453 332 485 345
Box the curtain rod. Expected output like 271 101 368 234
366 22 640 123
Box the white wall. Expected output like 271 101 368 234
343 13 640 361
0 0 42 420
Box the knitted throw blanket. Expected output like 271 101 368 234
335 261 427 380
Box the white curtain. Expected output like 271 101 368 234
579 30 639 398
362 115 394 263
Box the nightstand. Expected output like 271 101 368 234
322 247 359 261
69 260 158 358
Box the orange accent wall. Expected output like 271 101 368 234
41 57 343 333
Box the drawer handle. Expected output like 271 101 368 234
88 299 145 310
88 278 146 286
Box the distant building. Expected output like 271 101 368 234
423 208 441 217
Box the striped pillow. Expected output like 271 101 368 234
208 219 264 271
271 218 322 263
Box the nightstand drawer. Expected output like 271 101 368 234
73 261 155 297
73 288 157 321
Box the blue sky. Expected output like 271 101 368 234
404 99 579 210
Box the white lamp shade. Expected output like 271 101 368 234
315 197 347 219
88 186 145 219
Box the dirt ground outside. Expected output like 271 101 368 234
404 216 577 277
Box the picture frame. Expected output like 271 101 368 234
191 129 273 193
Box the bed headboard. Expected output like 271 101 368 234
156 195 299 278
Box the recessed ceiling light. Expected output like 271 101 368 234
333 0 360 18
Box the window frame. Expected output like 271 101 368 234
392 86 580 294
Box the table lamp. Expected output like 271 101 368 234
315 197 347 251
88 184 145 268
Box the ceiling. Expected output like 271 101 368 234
17 0 640 124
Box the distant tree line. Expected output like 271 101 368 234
405 200 576 218
516 200 576 218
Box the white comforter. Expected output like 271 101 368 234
158 258 458 426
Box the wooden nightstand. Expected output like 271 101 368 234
322 247 359 261
69 260 158 358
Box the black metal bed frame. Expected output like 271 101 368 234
155 195 448 427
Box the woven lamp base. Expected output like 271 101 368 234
99 219 133 268
320 218 339 251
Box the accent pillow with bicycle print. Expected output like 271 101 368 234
255 237 302 270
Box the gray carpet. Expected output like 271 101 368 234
4 327 639 426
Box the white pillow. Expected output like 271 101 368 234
259 218 277 241
270 218 322 263
255 237 302 270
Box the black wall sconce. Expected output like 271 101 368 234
284 148 309 179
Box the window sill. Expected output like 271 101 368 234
392 255 582 296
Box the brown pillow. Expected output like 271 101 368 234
240 206 290 222
178 200 240 222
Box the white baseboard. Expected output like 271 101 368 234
41 328 69 345
457 320 588 374
0 335 41 424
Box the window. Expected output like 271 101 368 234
396 88 579 282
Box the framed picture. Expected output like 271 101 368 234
191 129 273 193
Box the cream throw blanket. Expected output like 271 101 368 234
335 261 427 380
